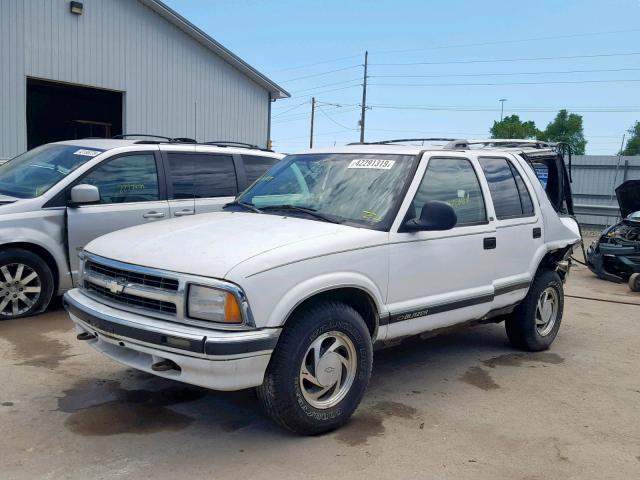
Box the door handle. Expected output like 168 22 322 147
173 209 195 217
143 211 165 219
483 237 497 250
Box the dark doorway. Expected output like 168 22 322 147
26 78 123 149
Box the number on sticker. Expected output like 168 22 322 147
347 159 396 170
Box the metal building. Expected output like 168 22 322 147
0 0 289 161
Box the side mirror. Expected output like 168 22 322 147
403 201 457 232
70 184 100 205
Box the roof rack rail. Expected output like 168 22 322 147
113 134 174 141
349 138 457 146
203 141 273 152
455 139 555 149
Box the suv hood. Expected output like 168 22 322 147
85 212 364 279
615 180 640 219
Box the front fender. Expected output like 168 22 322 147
263 271 388 329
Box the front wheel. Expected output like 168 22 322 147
0 248 54 320
257 301 373 435
505 270 564 351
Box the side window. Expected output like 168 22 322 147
479 157 534 219
80 154 159 204
166 153 237 199
412 158 487 226
241 154 278 184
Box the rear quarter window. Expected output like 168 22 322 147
479 157 535 219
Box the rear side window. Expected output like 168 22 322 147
166 153 237 199
479 157 535 219
412 158 487 226
242 155 279 184
80 153 159 204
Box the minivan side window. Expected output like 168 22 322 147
166 153 237 199
80 153 159 204
412 158 487 226
242 155 278 185
479 157 535 219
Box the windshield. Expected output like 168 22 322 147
236 153 417 229
0 144 105 198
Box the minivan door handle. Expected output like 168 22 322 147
173 209 195 217
483 237 497 250
143 211 165 219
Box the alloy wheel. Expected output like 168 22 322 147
0 263 42 317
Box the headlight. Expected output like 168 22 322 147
187 285 243 324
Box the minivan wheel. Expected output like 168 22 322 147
505 270 564 351
257 301 373 435
0 249 54 320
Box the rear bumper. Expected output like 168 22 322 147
63 289 280 390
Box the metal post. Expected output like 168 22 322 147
309 97 316 149
359 51 368 143
499 98 507 121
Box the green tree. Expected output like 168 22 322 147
620 121 640 156
539 109 587 154
490 115 540 139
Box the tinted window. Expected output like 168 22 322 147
412 158 486 226
479 157 534 219
80 154 159 204
242 155 278 184
167 153 237 199
510 163 535 215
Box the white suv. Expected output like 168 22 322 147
0 137 283 319
63 139 581 434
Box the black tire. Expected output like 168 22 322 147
505 269 564 351
0 248 54 320
629 273 640 292
257 301 373 435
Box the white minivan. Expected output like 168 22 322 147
0 138 283 319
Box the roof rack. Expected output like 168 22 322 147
203 141 273 152
112 134 197 144
450 139 555 149
349 138 457 146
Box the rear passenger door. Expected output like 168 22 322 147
478 156 543 309
164 149 238 216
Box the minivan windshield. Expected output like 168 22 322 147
0 144 105 198
234 153 417 229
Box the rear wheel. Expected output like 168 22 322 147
505 270 563 351
0 249 54 320
257 301 372 435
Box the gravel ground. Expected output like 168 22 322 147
0 264 638 480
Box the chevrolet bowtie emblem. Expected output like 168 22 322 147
106 279 126 294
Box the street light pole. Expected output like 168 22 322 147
499 98 507 121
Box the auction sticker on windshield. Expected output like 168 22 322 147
73 149 102 157
347 158 396 170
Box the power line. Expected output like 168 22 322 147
369 67 640 79
268 55 362 74
367 104 640 113
370 28 640 56
370 51 640 66
273 107 360 124
369 79 640 87
317 106 358 131
278 65 361 83
293 78 362 94
294 85 361 99
272 100 309 117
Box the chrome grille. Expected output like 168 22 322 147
86 260 179 291
85 282 177 315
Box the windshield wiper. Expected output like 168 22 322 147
260 205 342 224
222 200 263 213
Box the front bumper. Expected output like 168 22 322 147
63 289 280 391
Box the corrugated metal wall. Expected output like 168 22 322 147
0 0 270 160
571 155 640 229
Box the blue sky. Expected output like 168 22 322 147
164 0 639 154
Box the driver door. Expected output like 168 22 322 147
385 155 496 340
66 151 169 283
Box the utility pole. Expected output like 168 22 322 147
359 51 368 143
499 98 507 121
309 97 316 149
